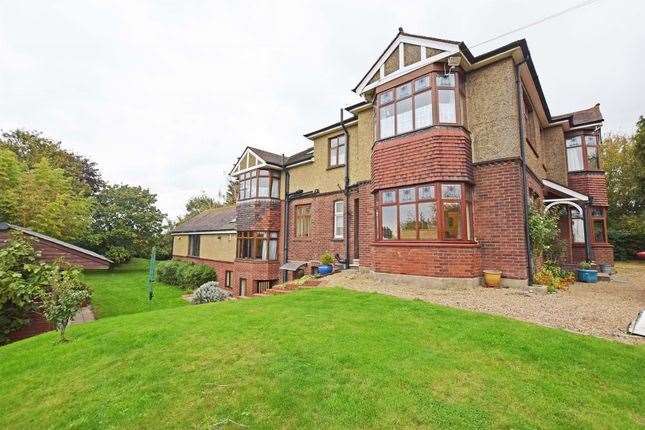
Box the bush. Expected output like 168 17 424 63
191 281 231 304
156 260 216 290
320 251 334 266
609 229 645 260
534 261 575 293
105 246 131 265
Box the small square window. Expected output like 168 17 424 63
591 207 604 217
379 90 394 105
418 185 435 200
382 190 396 204
586 135 597 146
414 76 430 91
396 83 412 99
441 184 461 199
398 187 415 202
437 74 455 87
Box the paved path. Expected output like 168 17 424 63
70 306 95 324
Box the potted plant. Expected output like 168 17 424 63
318 251 334 276
483 270 502 288
577 261 598 283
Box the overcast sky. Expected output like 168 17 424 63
1 0 643 219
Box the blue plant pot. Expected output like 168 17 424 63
318 265 333 276
577 269 598 283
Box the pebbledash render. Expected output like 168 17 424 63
171 30 613 296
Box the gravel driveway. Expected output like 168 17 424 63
326 261 645 344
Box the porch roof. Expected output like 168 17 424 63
542 179 589 202
279 261 308 271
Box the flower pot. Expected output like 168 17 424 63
599 263 612 274
317 265 333 276
483 270 502 288
576 269 598 283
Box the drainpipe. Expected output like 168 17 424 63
340 108 350 269
582 199 592 261
282 162 290 282
515 59 534 285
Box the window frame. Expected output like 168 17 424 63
333 200 344 239
590 206 607 243
566 132 601 172
570 208 585 244
236 231 279 260
295 204 311 238
328 135 346 168
237 168 281 201
376 182 472 242
224 271 232 288
376 71 461 140
188 234 201 257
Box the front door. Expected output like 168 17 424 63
239 278 247 296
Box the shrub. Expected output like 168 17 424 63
191 281 231 304
39 265 91 342
609 229 645 260
105 246 131 265
578 261 594 270
320 251 334 266
156 260 215 290
534 261 575 293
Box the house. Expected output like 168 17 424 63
0 222 111 269
172 29 613 295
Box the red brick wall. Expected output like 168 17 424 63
233 260 281 296
236 199 282 231
473 159 529 279
8 310 53 342
567 172 608 206
372 242 482 277
0 231 110 269
371 127 473 191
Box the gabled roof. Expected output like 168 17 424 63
171 206 237 234
0 222 112 263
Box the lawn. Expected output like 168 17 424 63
1 288 643 429
82 258 187 318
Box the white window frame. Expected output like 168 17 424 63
334 200 344 239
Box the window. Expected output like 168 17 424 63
378 72 462 139
237 231 278 260
566 133 601 172
591 206 607 243
188 235 200 257
237 169 280 200
333 201 344 239
295 204 311 238
225 271 232 288
329 135 346 168
377 182 472 241
571 208 585 243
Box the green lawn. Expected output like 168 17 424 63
1 288 643 429
82 258 187 318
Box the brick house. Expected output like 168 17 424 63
172 30 612 295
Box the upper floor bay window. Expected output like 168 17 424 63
566 133 600 172
378 72 459 140
238 169 280 200
377 182 473 242
329 135 346 168
237 231 278 260
333 200 344 239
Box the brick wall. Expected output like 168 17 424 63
473 159 529 279
371 127 473 191
567 172 608 206
233 260 281 296
236 199 282 231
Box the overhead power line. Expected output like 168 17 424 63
471 0 602 48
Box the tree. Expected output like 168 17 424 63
12 158 92 242
0 149 23 222
185 192 222 218
0 130 104 194
223 177 238 206
88 184 166 261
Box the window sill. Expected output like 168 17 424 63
292 237 311 242
327 164 345 171
375 124 465 144
372 240 479 248
331 238 344 242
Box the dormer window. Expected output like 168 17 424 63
377 72 459 140
566 133 600 172
238 169 280 200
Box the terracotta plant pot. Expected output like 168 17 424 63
483 270 502 288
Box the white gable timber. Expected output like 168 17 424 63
230 147 268 176
354 33 461 95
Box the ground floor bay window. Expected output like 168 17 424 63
377 182 473 241
237 231 278 260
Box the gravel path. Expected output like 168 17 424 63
325 261 645 344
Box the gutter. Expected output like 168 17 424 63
515 58 534 285
340 108 350 269
282 157 290 282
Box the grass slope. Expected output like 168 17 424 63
82 258 187 318
1 288 643 429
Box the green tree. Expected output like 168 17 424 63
13 158 92 242
223 177 238 206
0 149 23 222
185 192 222 218
0 130 104 194
88 184 165 261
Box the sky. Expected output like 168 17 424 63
1 0 643 219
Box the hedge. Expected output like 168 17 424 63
156 260 216 290
608 229 645 261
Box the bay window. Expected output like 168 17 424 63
333 200 344 239
377 72 460 139
566 133 601 172
377 183 472 242
237 231 278 260
238 169 280 200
